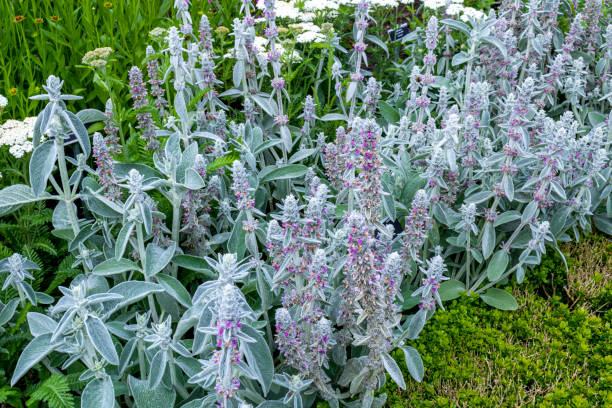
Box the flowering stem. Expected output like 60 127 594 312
137 341 146 377
519 39 531 82
57 137 90 274
16 285 26 308
48 174 63 197
136 222 159 323
169 353 189 399
473 260 525 294
465 238 471 289
463 42 477 105
56 138 79 236
171 192 181 278
501 222 526 252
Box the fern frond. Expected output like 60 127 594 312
31 237 58 256
28 374 75 408
47 256 79 294
0 385 24 407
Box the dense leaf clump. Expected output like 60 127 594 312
0 0 610 407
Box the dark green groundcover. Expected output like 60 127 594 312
382 236 612 408
316 235 612 408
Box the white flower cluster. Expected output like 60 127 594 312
149 27 167 40
0 94 7 109
255 0 415 24
82 47 114 68
256 1 314 20
223 36 302 62
291 22 326 43
303 0 339 11
425 0 485 21
0 117 36 158
335 0 414 6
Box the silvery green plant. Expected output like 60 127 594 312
371 10 612 309
0 0 611 407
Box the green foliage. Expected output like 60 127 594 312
28 374 75 408
378 259 612 407
0 201 72 303
0 0 243 121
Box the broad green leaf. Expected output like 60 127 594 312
256 403 287 408
350 370 367 394
82 376 114 408
381 352 406 390
550 206 571 236
171 255 216 278
400 346 424 382
68 223 96 252
242 325 274 395
487 250 509 282
365 34 389 57
0 298 19 326
481 222 495 260
362 391 374 408
64 111 91 158
407 309 427 339
77 108 106 124
148 349 167 388
184 168 205 190
233 62 243 88
260 164 308 183
27 312 58 337
521 200 539 224
128 376 176 408
145 242 177 278
381 179 396 220
33 104 51 147
320 113 346 122
379 101 400 123
440 19 470 35
107 281 164 313
438 279 465 301
119 338 138 375
206 151 240 173
114 163 162 180
93 258 141 276
156 274 192 308
588 111 607 127
11 333 57 385
228 212 247 259
85 316 119 365
253 139 282 155
252 94 278 116
289 149 316 164
493 211 521 227
30 140 57 196
480 288 518 310
115 222 135 260
452 51 472 66
465 191 494 204
481 36 507 58
593 214 612 235
0 184 51 217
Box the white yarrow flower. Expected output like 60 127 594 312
0 117 37 158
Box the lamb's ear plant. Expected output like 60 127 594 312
0 0 611 407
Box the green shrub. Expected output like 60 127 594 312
381 290 611 407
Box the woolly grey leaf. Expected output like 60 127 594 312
29 140 57 197
128 375 176 408
11 333 57 386
81 376 114 408
85 315 119 365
